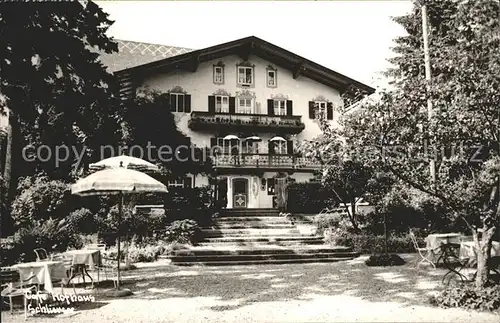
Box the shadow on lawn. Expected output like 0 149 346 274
119 254 454 311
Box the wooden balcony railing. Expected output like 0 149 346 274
188 112 305 134
213 154 321 171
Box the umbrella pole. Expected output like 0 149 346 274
116 192 123 289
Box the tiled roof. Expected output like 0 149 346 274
99 39 194 73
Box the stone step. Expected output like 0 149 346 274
168 252 357 263
214 216 289 223
202 228 301 237
204 223 296 229
203 236 324 244
170 245 353 256
171 257 355 266
219 209 280 217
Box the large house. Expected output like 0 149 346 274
101 36 375 210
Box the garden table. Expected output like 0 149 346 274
12 261 67 293
63 249 102 270
62 249 102 289
441 241 500 285
425 233 461 263
459 241 500 260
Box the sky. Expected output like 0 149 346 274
96 1 414 89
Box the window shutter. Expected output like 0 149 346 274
183 176 192 188
170 94 177 112
210 138 219 155
308 101 315 119
208 96 215 113
166 94 171 111
286 100 293 116
287 140 293 155
268 141 274 155
267 99 274 116
229 97 236 114
327 102 334 120
184 95 191 113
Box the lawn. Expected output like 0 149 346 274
2 254 499 322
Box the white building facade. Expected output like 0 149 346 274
109 37 374 209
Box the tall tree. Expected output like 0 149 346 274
341 0 499 287
121 88 213 180
0 1 122 190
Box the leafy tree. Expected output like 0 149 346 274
121 88 212 179
340 0 499 287
0 1 121 190
297 111 392 233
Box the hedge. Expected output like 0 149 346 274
333 233 424 254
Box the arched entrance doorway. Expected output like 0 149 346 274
232 178 248 208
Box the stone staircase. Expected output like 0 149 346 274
165 208 359 266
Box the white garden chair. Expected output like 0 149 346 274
409 229 439 269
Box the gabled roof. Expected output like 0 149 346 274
99 39 193 73
114 36 375 95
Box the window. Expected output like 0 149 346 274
237 66 253 85
316 101 327 119
170 93 185 112
217 138 239 154
273 100 286 116
237 98 253 114
213 66 224 84
274 141 287 154
243 141 259 154
168 177 192 188
215 95 229 113
267 70 277 87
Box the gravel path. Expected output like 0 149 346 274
2 255 499 322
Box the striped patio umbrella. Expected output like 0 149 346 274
89 155 159 172
71 167 167 289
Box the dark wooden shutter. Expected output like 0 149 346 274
184 94 191 113
210 137 219 155
170 94 177 112
163 94 171 111
286 100 293 116
287 140 293 155
268 141 274 155
327 102 334 120
308 101 315 119
229 97 236 114
267 99 274 116
183 176 192 188
208 96 215 113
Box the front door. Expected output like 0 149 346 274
232 178 248 208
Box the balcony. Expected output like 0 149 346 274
213 154 321 172
188 112 305 134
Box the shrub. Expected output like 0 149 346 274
127 245 159 263
332 233 423 254
365 254 406 266
314 213 342 235
287 182 338 213
363 184 465 235
2 220 84 265
164 219 201 244
430 285 500 311
11 176 72 228
164 187 214 226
